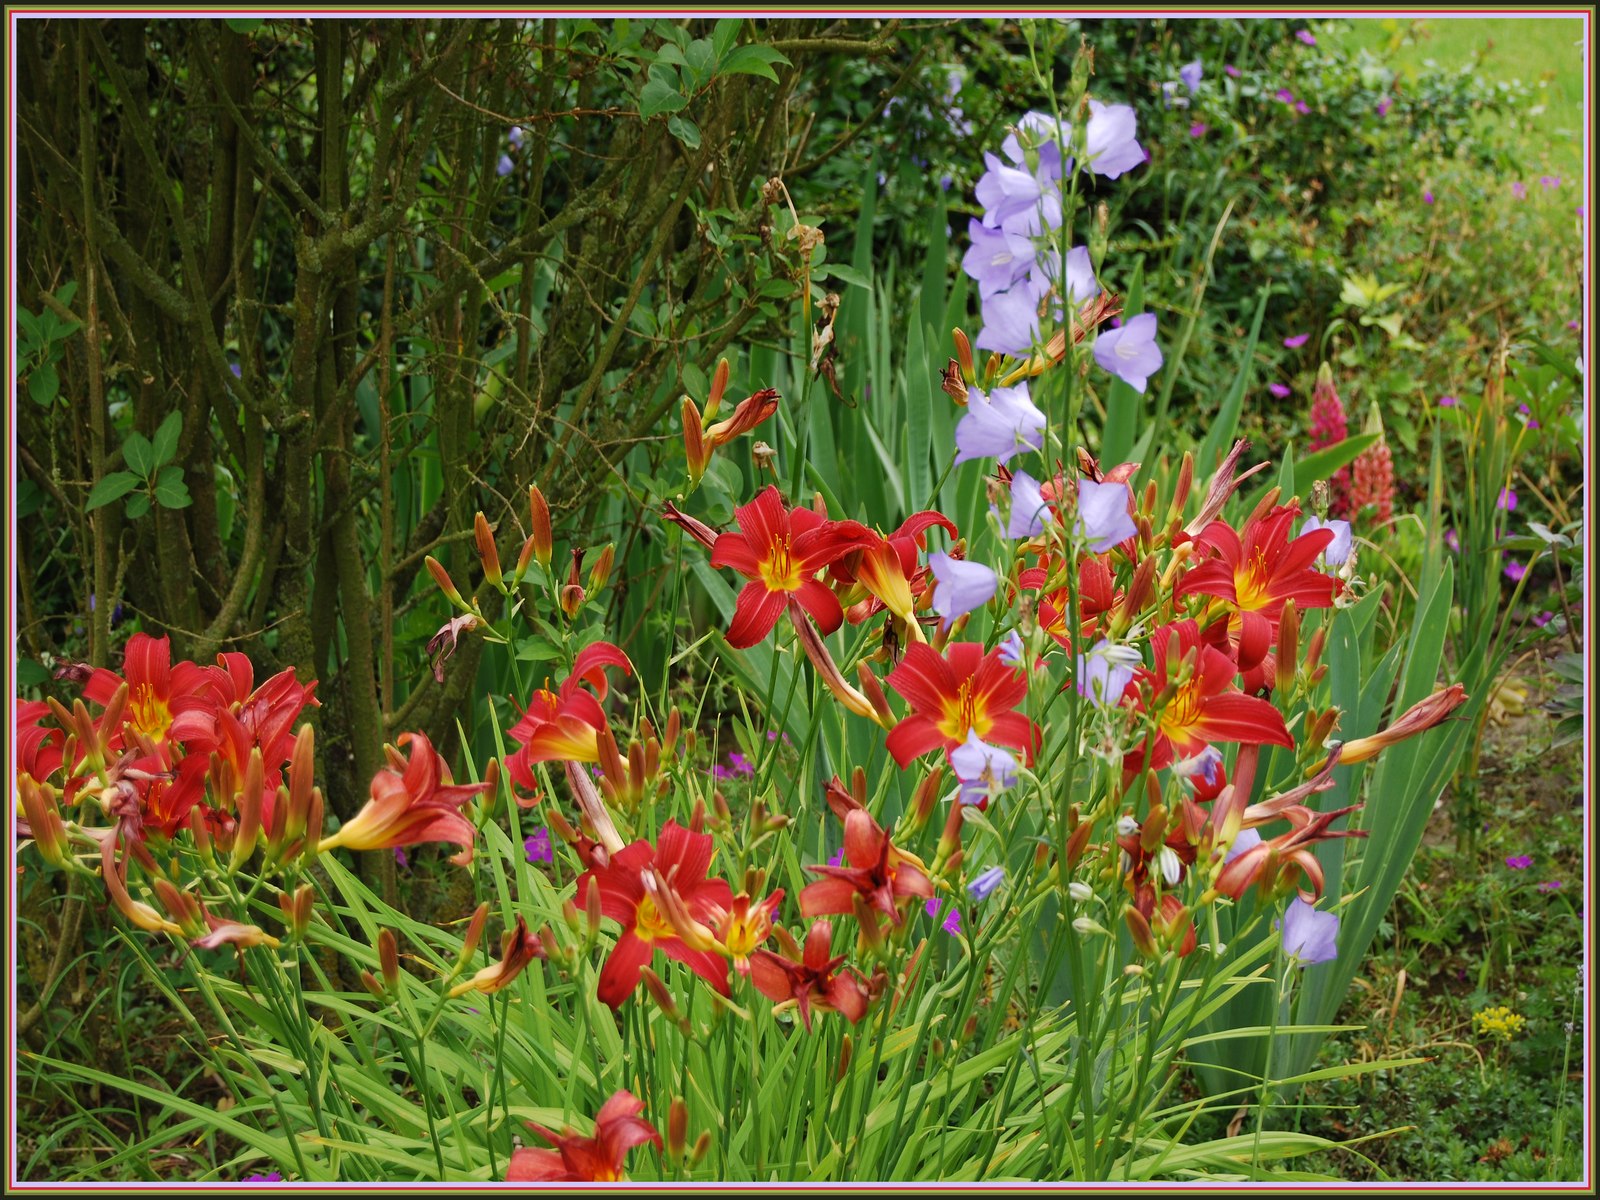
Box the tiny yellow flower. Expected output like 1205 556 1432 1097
1472 1004 1527 1041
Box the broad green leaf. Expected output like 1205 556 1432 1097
124 431 155 477
153 465 191 509
667 114 701 149
224 17 262 34
1292 431 1378 497
125 491 152 519
27 363 58 406
152 410 183 466
85 470 139 510
718 43 790 83
712 18 741 62
639 70 686 118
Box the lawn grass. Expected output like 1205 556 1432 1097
1334 15 1585 181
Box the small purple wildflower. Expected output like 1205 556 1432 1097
496 154 514 177
929 551 999 626
1569 320 1581 330
1093 312 1164 392
952 382 1046 466
1084 100 1145 179
1004 469 1052 540
1511 181 1527 199
830 849 845 868
508 126 524 149
943 907 962 935
968 866 1006 902
1284 333 1310 349
1533 611 1554 628
1423 189 1435 205
1296 29 1316 45
1444 528 1460 553
1376 96 1391 116
1537 880 1563 892
1268 382 1292 399
1179 59 1203 94
394 847 409 869
1188 122 1208 138
998 631 1025 667
245 1174 284 1183
1295 100 1311 115
1076 479 1137 553
711 764 734 780
1278 898 1339 965
1224 64 1241 78
1497 487 1518 511
1438 394 1458 407
1301 515 1353 566
1076 638 1138 707
524 827 553 865
728 752 754 777
230 361 243 378
1275 89 1296 105
1540 174 1561 189
925 897 940 919
1504 559 1526 583
1505 854 1533 870
950 730 1019 804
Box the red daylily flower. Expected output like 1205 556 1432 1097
318 731 492 864
709 487 875 648
831 510 958 637
16 700 63 781
508 1090 662 1183
749 919 870 1032
712 890 785 973
884 641 1039 768
507 642 633 787
1177 505 1337 671
1020 553 1121 652
577 820 734 1009
83 633 214 749
1131 621 1292 771
800 808 933 925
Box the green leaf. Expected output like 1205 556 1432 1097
718 43 790 83
1292 432 1379 497
640 74 686 118
125 491 152 519
820 263 871 290
151 410 183 466
85 471 139 511
652 42 686 68
712 18 742 62
684 38 716 88
16 659 49 689
667 114 702 149
27 363 59 406
53 280 78 308
223 17 262 34
124 431 155 477
153 465 191 509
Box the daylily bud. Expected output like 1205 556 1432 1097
586 543 615 596
1276 600 1300 695
559 549 586 619
1124 905 1158 957
152 879 204 936
278 883 315 938
425 555 467 609
188 806 218 870
909 764 946 833
641 966 691 1036
836 1034 854 1082
585 876 603 942
513 535 537 585
527 484 553 569
1066 821 1093 868
230 748 265 874
1167 452 1195 527
668 1097 689 1161
378 929 400 989
101 838 180 935
474 511 503 589
683 396 710 486
1304 626 1328 673
952 327 974 381
691 1132 712 1165
360 969 385 997
855 662 894 725
1320 684 1468 770
941 358 968 405
459 901 490 966
17 777 69 868
706 358 731 420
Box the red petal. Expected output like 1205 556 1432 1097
792 578 845 636
725 583 789 649
885 715 949 769
1194 694 1294 748
709 531 761 577
596 931 653 1009
887 642 956 714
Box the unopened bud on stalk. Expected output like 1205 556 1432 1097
513 535 537 585
1072 915 1108 937
1167 453 1195 526
562 897 582 933
378 929 400 990
559 549 586 619
705 357 731 422
527 485 553 569
713 789 732 828
585 879 603 943
18 777 69 868
425 555 467 609
474 511 503 588
937 795 966 861
279 883 315 938
683 396 710 487
689 796 707 833
1248 486 1283 528
152 879 204 936
641 966 691 1035
909 765 946 833
952 328 974 381
1276 600 1300 695
459 902 490 965
587 543 615 596
668 1097 689 1161
856 662 894 725
836 1034 854 1082
360 969 385 998
1304 626 1327 673
1066 821 1093 868
690 1132 712 1165
1124 905 1158 957
1068 881 1093 903
230 749 265 874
